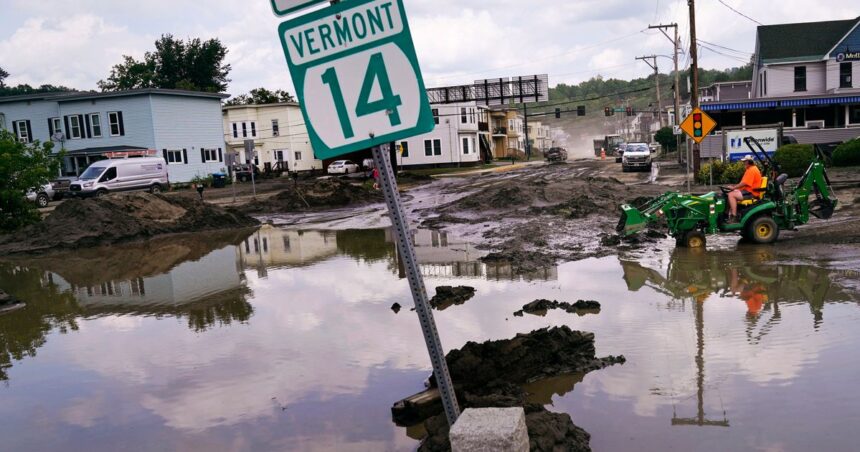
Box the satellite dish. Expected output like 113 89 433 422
52 131 65 142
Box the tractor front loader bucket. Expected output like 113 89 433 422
617 204 650 236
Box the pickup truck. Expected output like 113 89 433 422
621 143 652 172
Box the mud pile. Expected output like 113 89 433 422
513 299 601 317
0 193 258 254
429 286 476 310
240 178 383 213
410 326 624 452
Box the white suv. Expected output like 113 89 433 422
621 143 652 172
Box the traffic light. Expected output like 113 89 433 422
626 107 633 117
604 107 612 117
693 112 703 138
577 105 586 116
555 108 561 119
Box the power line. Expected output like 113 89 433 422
716 0 763 26
696 39 752 56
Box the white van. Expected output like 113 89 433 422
69 157 169 197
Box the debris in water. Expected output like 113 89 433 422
238 178 382 213
428 286 476 310
0 289 25 314
391 303 402 313
398 326 623 451
513 299 602 317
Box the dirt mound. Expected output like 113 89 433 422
240 178 383 213
412 326 623 452
513 299 601 317
0 193 259 254
429 286 476 310
481 249 558 275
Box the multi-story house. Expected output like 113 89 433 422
0 89 229 183
528 122 553 153
393 102 485 168
700 16 860 157
488 108 525 159
222 102 321 172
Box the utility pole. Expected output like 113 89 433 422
648 23 681 162
635 55 663 129
688 0 701 174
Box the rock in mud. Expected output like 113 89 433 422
429 286 476 310
391 303 402 313
0 193 259 254
239 178 382 213
513 299 601 317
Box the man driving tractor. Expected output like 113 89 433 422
726 155 763 224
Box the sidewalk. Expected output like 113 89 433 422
433 160 546 178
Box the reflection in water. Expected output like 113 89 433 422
0 229 256 381
620 247 859 429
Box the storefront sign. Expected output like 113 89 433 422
836 51 860 62
726 128 779 162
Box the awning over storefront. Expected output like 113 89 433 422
702 95 860 112
63 145 148 156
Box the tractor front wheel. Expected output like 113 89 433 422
677 231 707 248
746 216 779 244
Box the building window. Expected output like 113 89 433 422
13 120 30 143
272 119 280 137
294 151 302 161
462 137 470 154
764 71 767 95
424 139 441 156
275 150 284 162
49 117 61 138
232 123 238 138
108 112 124 136
251 122 257 137
242 122 248 138
461 107 467 124
202 148 219 162
165 149 183 164
794 66 806 92
851 105 860 124
88 114 102 138
68 115 82 139
470 108 476 123
432 108 439 125
400 141 409 157
840 62 853 89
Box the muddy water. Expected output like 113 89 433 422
1 226 859 451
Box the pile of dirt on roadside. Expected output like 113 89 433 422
408 326 624 451
429 286 476 310
0 193 259 254
239 178 383 213
513 299 601 317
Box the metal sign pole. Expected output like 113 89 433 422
371 144 460 426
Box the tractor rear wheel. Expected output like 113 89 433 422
746 216 779 244
677 231 707 248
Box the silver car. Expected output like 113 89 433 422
26 183 55 208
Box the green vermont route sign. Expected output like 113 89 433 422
270 0 327 17
278 0 435 159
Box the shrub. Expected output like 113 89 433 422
720 162 748 184
0 131 61 232
773 144 814 177
832 139 860 167
190 174 214 188
696 160 749 185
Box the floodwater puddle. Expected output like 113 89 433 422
0 225 858 451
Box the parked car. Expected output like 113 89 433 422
69 157 169 197
545 147 568 163
622 143 652 172
615 143 628 163
233 163 260 182
327 160 360 175
26 183 55 208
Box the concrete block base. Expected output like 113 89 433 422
449 407 529 452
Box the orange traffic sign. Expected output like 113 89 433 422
680 108 717 144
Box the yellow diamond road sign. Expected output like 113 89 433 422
680 108 717 144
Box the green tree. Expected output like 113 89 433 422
98 34 231 92
0 66 8 88
224 87 296 106
0 131 61 232
654 127 677 152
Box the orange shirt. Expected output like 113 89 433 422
739 165 763 197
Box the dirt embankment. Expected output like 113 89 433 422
396 326 625 451
0 193 259 254
237 178 383 214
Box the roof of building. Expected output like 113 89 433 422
222 101 300 111
0 88 229 105
64 145 148 156
702 92 860 112
757 17 859 63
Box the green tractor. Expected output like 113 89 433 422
618 137 838 248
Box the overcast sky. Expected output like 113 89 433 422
0 0 856 97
